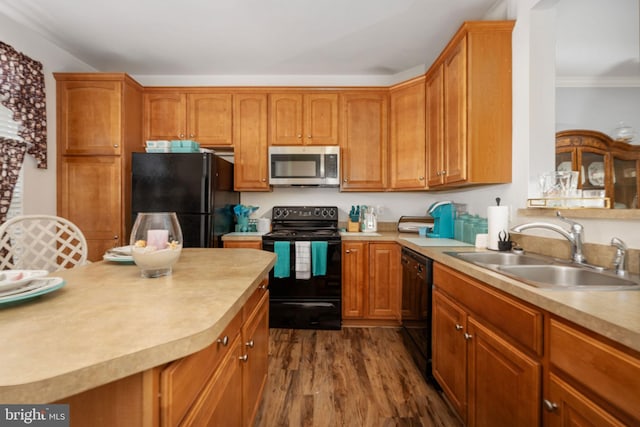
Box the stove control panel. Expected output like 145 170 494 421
272 206 338 221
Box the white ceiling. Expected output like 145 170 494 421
0 0 502 77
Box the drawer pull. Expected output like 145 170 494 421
217 336 229 346
543 399 558 412
464 332 473 340
455 324 463 331
246 339 255 348
239 354 249 362
259 284 268 290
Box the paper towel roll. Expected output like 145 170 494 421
487 206 509 250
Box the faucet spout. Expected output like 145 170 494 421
511 212 587 264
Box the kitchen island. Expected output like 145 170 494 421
0 248 275 411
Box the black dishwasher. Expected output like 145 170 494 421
400 247 438 386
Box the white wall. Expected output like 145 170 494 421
0 13 96 215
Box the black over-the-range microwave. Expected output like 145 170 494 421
268 146 340 187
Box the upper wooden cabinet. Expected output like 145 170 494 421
57 79 124 156
340 91 389 191
268 93 339 146
233 94 270 191
389 76 427 189
144 91 233 146
55 73 143 260
556 130 640 209
426 21 514 188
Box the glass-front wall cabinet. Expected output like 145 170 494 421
556 130 639 209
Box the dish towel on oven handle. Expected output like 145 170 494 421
274 241 291 278
295 241 311 280
311 241 328 276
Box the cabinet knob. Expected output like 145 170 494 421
441 170 447 175
345 250 351 254
297 134 302 138
179 133 185 138
113 144 119 148
464 332 473 340
113 235 119 240
259 284 268 290
543 399 558 412
307 135 312 139
419 176 424 180
436 171 441 176
217 335 229 346
246 339 255 348
343 178 348 183
239 354 249 362
189 134 195 138
261 178 267 182
455 324 463 331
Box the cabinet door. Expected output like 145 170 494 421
180 334 243 427
466 317 541 427
144 92 186 141
342 242 367 319
340 92 388 190
58 156 121 261
187 93 233 146
432 289 467 421
545 373 627 427
241 290 269 427
443 37 467 185
389 78 426 189
269 93 303 145
367 243 401 320
233 94 270 191
305 93 339 145
426 64 445 187
612 156 639 209
57 80 122 155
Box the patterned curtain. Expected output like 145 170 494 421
0 41 47 223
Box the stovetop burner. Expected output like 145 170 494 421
263 206 341 242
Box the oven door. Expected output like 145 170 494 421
262 239 342 330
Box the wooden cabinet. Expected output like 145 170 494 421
268 93 338 145
340 91 389 191
389 76 427 189
55 73 143 261
233 94 270 191
425 21 514 188
144 91 233 146
224 240 263 249
556 130 640 209
342 241 401 323
545 317 640 426
432 263 542 426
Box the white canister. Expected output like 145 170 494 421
257 218 271 233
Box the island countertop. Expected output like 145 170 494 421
0 248 276 404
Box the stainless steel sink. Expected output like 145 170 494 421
447 251 554 266
445 251 640 291
497 265 640 290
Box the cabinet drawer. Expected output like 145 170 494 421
160 309 243 427
434 263 543 355
244 278 269 320
549 318 640 422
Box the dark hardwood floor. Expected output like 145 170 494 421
254 328 462 427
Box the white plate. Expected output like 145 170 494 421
103 246 134 263
0 277 66 306
588 162 605 187
0 270 49 292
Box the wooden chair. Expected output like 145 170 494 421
0 214 89 272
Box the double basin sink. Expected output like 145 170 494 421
446 251 640 291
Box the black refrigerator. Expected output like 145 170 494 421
131 152 239 248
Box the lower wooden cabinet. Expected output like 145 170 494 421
432 264 541 426
342 241 401 323
223 240 263 250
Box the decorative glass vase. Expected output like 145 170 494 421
130 212 183 278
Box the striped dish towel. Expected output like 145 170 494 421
295 241 311 280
